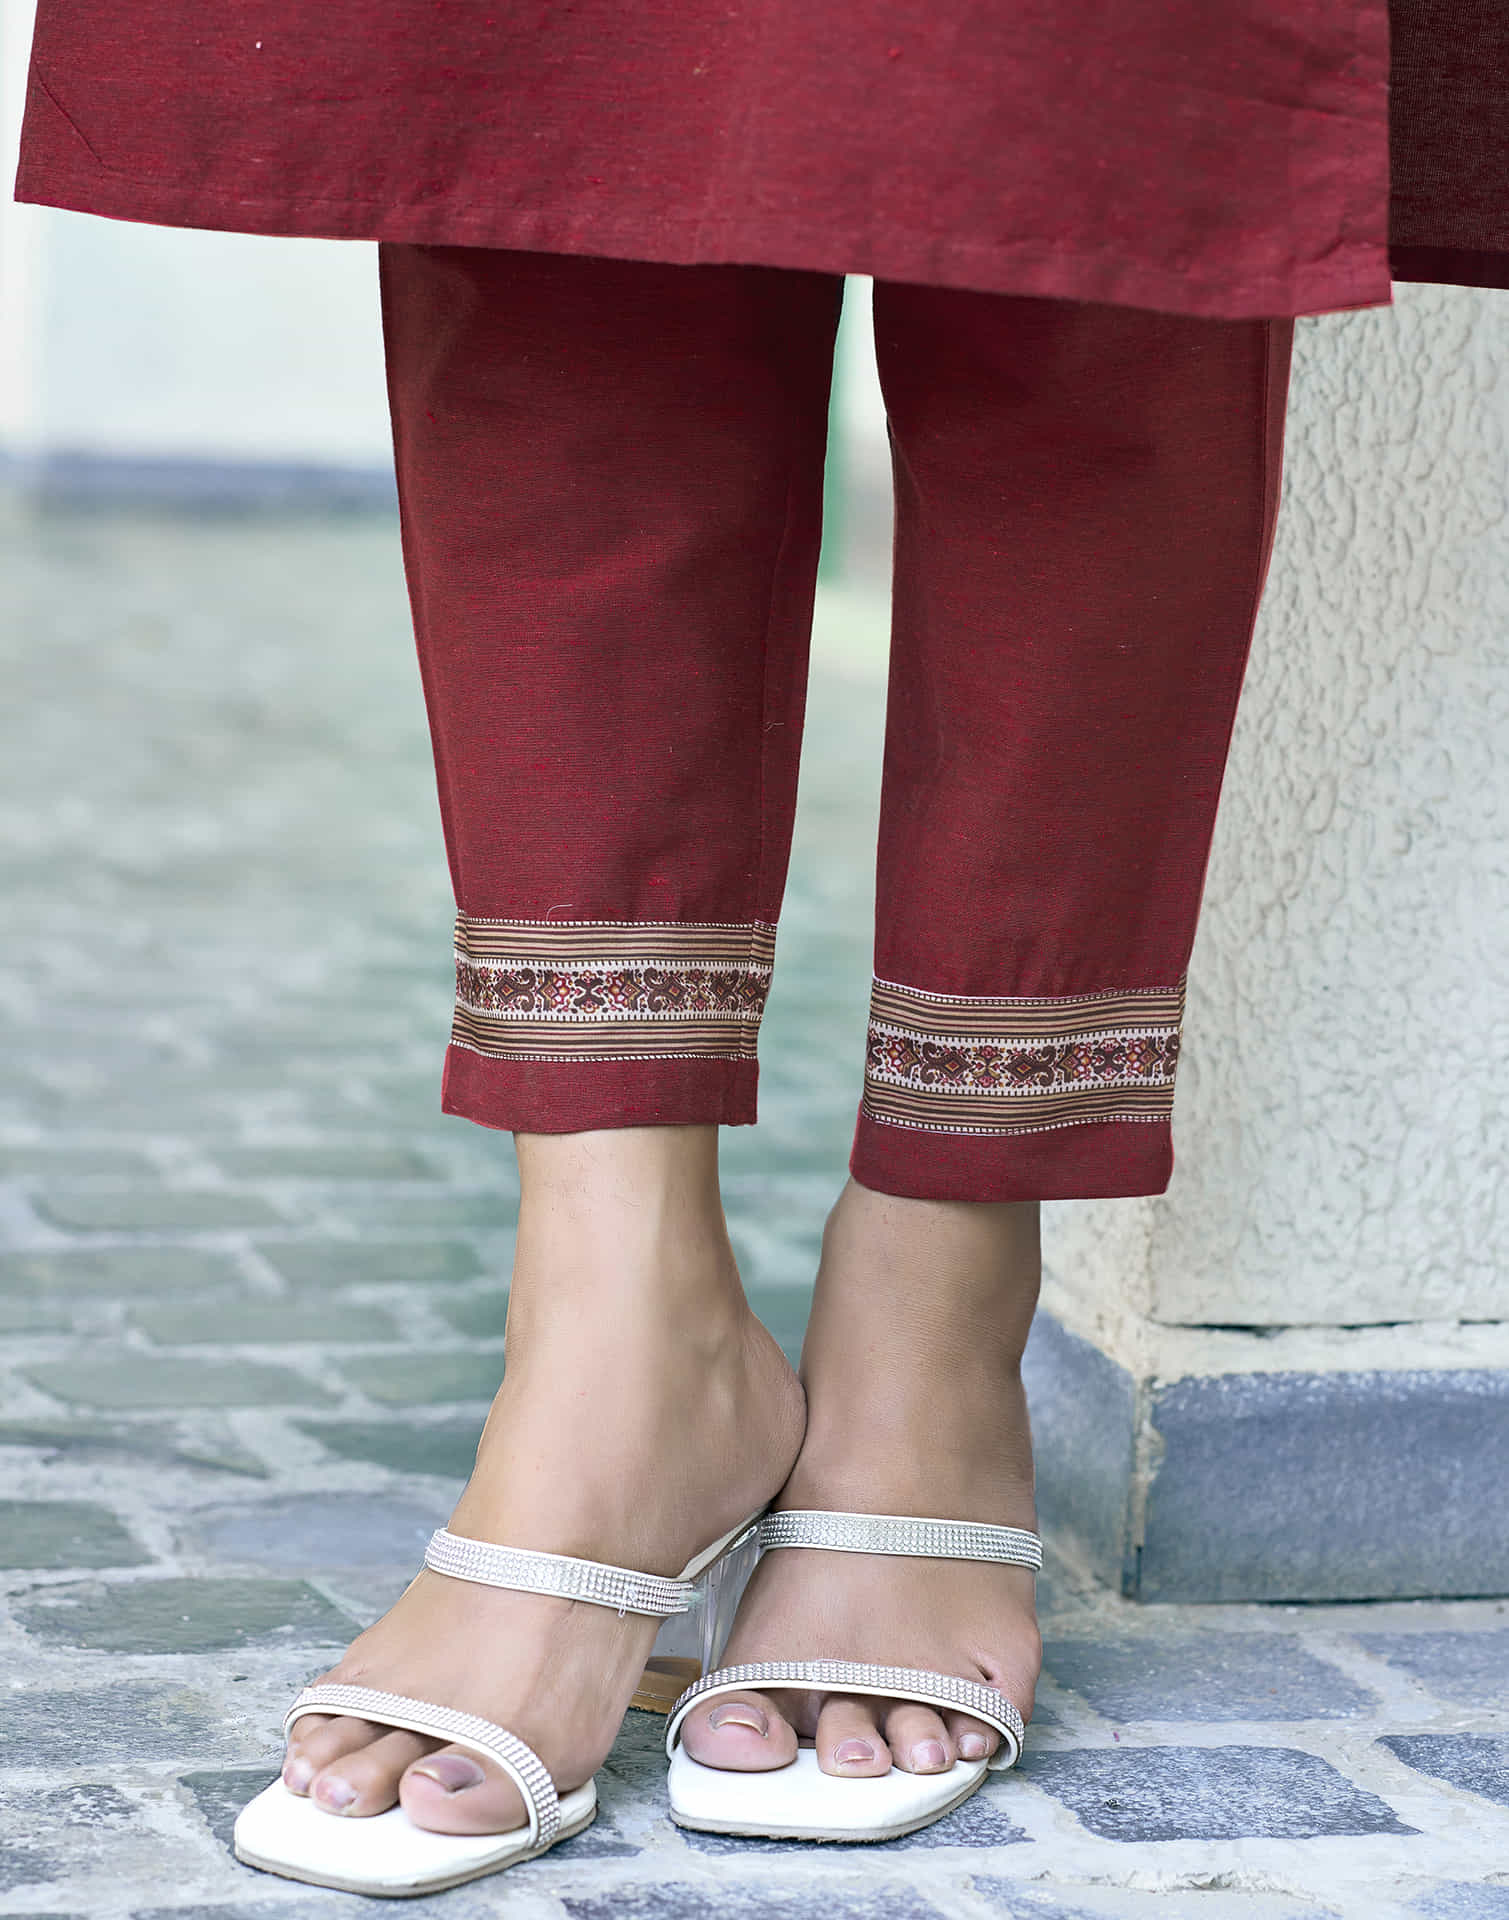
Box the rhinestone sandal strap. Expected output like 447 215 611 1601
666 1661 1025 1770
757 1509 1043 1570
285 1683 561 1849
424 1528 695 1617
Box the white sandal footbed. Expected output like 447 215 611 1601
234 1513 762 1896
664 1509 1040 1843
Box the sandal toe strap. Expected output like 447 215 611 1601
665 1661 1025 1770
285 1683 561 1848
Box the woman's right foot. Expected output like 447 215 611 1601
281 1126 806 1835
680 1178 1043 1779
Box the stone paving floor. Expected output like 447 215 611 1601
1 504 1507 1920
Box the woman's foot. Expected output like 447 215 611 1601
282 1126 806 1834
679 1177 1042 1778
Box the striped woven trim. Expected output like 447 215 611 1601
284 1683 560 1848
758 1510 1042 1569
862 975 1185 1137
451 914 776 1063
425 1528 695 1617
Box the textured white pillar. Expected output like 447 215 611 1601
1031 284 1509 1598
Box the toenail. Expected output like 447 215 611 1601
282 1757 314 1793
912 1739 948 1771
410 1754 485 1793
314 1777 357 1811
833 1739 875 1765
957 1733 988 1760
708 1704 767 1736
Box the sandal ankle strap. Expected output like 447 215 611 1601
424 1528 697 1617
756 1509 1042 1569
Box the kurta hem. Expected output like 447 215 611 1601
12 161 1396 323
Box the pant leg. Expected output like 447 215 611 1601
854 285 1294 1201
378 244 843 1132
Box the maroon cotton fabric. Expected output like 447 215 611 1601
1387 0 1509 289
381 246 1291 1201
14 0 1397 319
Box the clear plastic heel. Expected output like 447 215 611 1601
631 1522 763 1714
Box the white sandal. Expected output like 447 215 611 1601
233 1513 762 1895
664 1509 1041 1843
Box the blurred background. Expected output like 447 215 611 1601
0 0 892 560
4 0 1509 1592
3 0 1509 1911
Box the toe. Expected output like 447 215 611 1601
400 1744 528 1835
284 1715 385 1796
943 1709 1001 1764
679 1690 798 1773
883 1703 954 1775
309 1728 431 1817
814 1696 890 1777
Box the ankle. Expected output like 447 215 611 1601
514 1123 724 1224
507 1124 746 1338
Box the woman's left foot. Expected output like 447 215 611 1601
679 1178 1043 1779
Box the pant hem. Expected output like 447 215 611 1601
441 1045 760 1132
849 1109 1174 1201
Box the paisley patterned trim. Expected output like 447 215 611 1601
861 975 1185 1136
451 914 776 1062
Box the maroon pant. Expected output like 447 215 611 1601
378 245 1293 1202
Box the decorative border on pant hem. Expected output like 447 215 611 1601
451 914 776 1063
861 975 1184 1137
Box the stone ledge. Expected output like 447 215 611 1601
1023 1313 1509 1602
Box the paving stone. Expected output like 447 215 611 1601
32 1188 289 1230
1357 1631 1509 1708
1018 1745 1415 1841
1141 1367 1509 1602
7 1784 141 1835
0 1499 151 1569
261 1239 482 1289
340 1349 504 1405
1379 1734 1509 1807
564 1891 949 1920
0 1683 216 1766
330 1191 516 1229
0 1783 125 1890
430 1292 509 1339
968 1883 1322 1920
0 1146 155 1176
1041 1630 1378 1722
15 1577 357 1653
177 1767 280 1851
23 1353 335 1409
135 1904 495 1920
184 1493 445 1569
293 1417 482 1480
130 1299 402 1345
0 1841 64 1897
1413 1885 1509 1919
0 1247 245 1297
962 1889 1114 1920
0 1418 267 1478
210 1144 440 1181
0 1298 72 1332
37 1094 228 1133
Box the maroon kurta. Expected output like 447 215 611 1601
11 2 1508 320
